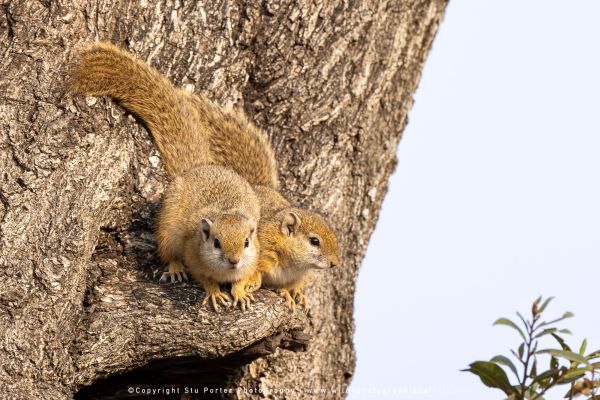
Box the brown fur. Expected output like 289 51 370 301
246 187 340 308
189 97 280 189
257 207 340 282
71 42 340 309
70 42 211 177
71 43 261 311
157 165 260 281
158 165 261 311
71 42 278 187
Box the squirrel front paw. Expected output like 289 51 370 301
231 283 254 311
159 261 188 283
201 288 231 312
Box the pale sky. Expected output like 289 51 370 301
351 1 600 399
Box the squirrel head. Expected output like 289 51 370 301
275 208 340 270
199 214 258 271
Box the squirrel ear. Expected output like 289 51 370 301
200 218 213 241
280 212 301 237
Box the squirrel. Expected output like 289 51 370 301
71 42 340 309
156 165 260 311
70 42 261 311
253 199 340 308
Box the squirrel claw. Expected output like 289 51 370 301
159 270 188 283
292 289 307 308
159 262 187 283
202 290 231 312
231 288 253 311
278 289 296 310
233 296 251 311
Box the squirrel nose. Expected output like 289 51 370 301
330 262 337 268
228 258 240 267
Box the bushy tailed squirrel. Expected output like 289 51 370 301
71 43 259 311
71 42 340 309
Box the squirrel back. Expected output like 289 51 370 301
190 96 280 189
71 42 279 188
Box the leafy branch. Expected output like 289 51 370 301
463 297 599 400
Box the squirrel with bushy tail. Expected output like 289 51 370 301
71 42 340 309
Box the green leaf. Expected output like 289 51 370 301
558 329 572 335
539 296 554 313
550 356 559 371
534 328 557 339
556 369 586 385
538 312 574 329
490 355 519 379
586 349 600 360
531 368 559 386
530 358 537 377
579 339 587 356
532 296 542 317
516 312 529 329
559 367 592 382
462 361 516 395
494 317 527 341
538 349 589 366
518 343 525 358
550 333 572 351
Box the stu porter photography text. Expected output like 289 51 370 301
128 385 473 396
130 386 338 396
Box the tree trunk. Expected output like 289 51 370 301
0 1 447 398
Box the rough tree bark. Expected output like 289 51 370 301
0 1 447 398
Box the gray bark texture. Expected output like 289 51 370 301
0 1 447 398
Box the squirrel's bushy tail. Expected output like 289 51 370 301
70 42 210 177
71 42 280 188
196 100 280 190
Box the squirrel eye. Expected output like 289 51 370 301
214 238 221 249
309 237 320 247
244 238 249 248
